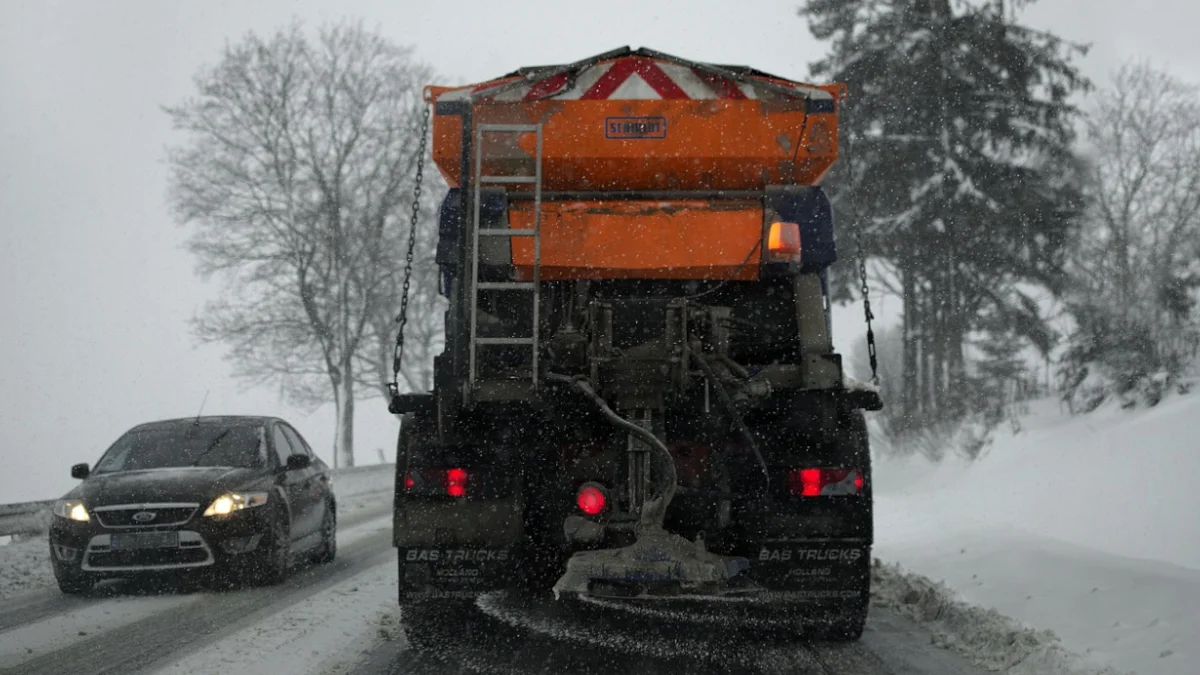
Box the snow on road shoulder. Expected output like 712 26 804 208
875 393 1200 569
334 509 393 549
335 486 392 517
0 536 53 599
872 558 1128 675
872 392 1200 675
147 560 398 675
875 531 1196 675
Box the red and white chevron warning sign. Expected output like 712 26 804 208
440 54 832 103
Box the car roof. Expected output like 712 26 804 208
127 415 284 432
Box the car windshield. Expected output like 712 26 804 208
92 424 267 474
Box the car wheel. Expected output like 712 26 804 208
251 508 291 586
54 572 94 595
311 501 336 564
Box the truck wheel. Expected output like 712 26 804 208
399 599 477 653
817 408 871 643
519 475 571 596
817 602 868 642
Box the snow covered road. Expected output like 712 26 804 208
0 497 395 675
353 581 1003 675
0 490 1031 675
7 395 1187 675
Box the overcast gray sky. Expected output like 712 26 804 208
0 0 1191 502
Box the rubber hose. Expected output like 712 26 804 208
545 373 678 520
694 352 770 495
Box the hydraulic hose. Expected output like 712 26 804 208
693 352 771 496
545 373 678 524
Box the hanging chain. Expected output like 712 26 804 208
851 218 879 385
841 99 879 385
387 104 431 411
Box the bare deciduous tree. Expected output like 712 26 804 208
1082 61 1200 314
165 21 436 467
1060 61 1200 410
359 187 445 398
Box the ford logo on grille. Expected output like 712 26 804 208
131 511 157 523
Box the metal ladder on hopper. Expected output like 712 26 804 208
468 123 543 397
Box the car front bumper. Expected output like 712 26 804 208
49 505 274 577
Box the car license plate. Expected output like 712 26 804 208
110 532 179 550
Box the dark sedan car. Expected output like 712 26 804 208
49 415 336 594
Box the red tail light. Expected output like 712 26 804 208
403 468 470 498
446 468 468 497
787 468 864 497
576 482 608 516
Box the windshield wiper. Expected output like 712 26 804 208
189 428 232 467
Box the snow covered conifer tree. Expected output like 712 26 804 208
799 0 1089 438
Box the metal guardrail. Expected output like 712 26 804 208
0 463 395 538
0 501 56 538
328 463 395 477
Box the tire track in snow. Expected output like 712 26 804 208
362 590 1004 675
0 593 205 672
0 589 95 634
476 591 825 663
146 559 399 675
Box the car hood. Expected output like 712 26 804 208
67 467 267 507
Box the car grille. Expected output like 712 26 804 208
93 504 199 528
86 547 210 568
83 530 214 571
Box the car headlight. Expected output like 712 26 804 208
203 492 269 517
53 499 90 522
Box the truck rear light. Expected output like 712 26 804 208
787 468 864 497
403 468 470 498
446 468 468 497
767 221 802 262
576 482 608 516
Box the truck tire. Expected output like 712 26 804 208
749 404 873 643
819 407 871 642
821 604 868 642
519 475 571 596
399 599 477 653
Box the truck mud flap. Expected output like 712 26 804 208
398 546 520 600
747 540 870 605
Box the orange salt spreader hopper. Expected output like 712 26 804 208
425 46 847 282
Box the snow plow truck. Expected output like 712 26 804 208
386 46 883 648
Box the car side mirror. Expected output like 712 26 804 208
71 463 90 480
286 454 311 471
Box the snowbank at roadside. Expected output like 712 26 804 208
873 392 1200 675
873 558 1131 675
329 463 395 500
0 536 54 599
